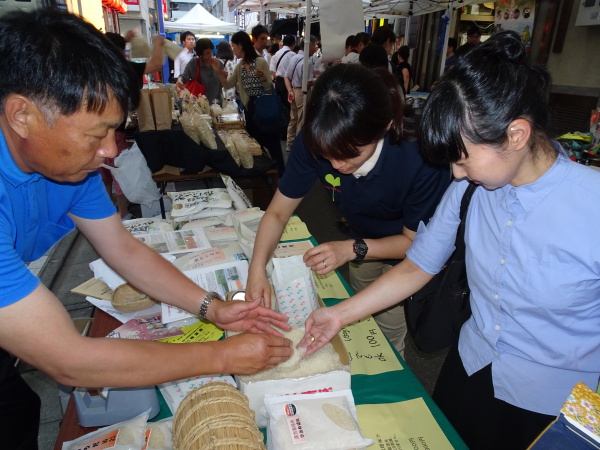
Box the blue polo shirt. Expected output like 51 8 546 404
0 129 116 307
280 132 450 265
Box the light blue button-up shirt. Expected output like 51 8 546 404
407 146 600 415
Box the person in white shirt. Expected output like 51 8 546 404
173 31 196 79
252 24 271 64
270 35 296 118
284 36 317 151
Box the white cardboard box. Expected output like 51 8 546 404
235 333 351 427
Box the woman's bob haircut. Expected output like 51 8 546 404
303 64 404 161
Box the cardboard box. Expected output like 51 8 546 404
235 332 351 427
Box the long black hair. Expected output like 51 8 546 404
419 30 551 164
231 31 257 64
303 64 404 161
0 9 136 120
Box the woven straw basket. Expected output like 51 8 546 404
111 283 158 313
173 382 265 450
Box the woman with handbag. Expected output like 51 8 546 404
177 38 223 104
297 31 600 450
244 63 450 358
214 31 285 173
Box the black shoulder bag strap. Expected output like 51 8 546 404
276 50 291 73
290 58 303 85
454 182 479 259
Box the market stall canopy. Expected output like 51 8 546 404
231 0 483 18
270 17 320 37
165 4 238 33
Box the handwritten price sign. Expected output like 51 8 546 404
340 316 404 376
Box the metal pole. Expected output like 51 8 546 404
301 0 312 97
155 0 169 81
439 2 453 78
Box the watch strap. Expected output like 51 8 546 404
353 238 368 262
198 291 221 319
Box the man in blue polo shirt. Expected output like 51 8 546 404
0 10 292 448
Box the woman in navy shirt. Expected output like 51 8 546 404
246 64 449 357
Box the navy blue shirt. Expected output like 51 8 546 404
280 132 450 265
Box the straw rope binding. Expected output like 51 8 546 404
173 382 265 450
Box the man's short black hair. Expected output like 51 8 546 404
0 9 136 118
372 25 396 46
251 24 269 39
467 25 481 37
282 35 296 48
180 31 195 44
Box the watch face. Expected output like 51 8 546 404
354 240 368 259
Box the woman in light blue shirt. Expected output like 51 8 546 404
298 31 600 449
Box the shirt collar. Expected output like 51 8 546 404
353 137 385 178
495 141 568 212
0 128 42 187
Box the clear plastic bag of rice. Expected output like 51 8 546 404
144 418 173 450
265 391 373 450
129 35 151 58
179 112 199 144
217 130 241 165
231 132 254 169
198 96 211 114
61 409 149 450
196 116 218 150
210 102 224 117
163 39 183 60
221 99 239 114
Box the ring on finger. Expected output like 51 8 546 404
322 261 327 269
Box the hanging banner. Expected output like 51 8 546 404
124 0 140 12
494 0 535 49
320 0 364 62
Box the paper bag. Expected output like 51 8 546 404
231 208 264 259
271 255 319 327
150 88 172 130
137 89 155 131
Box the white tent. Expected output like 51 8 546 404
165 4 238 34
232 0 481 18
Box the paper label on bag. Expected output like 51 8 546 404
272 255 319 327
284 404 308 443
275 277 318 327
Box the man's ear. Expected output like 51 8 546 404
3 95 37 139
507 118 531 152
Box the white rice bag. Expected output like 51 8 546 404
265 390 373 450
61 409 149 450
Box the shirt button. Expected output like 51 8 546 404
495 324 501 331
500 258 506 265
493 294 499 300
494 351 499 356
507 220 513 226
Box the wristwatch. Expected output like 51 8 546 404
352 239 368 263
198 292 222 320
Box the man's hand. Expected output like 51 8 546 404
245 271 273 308
208 299 291 335
287 90 295 103
220 332 293 375
297 307 343 356
303 240 354 275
